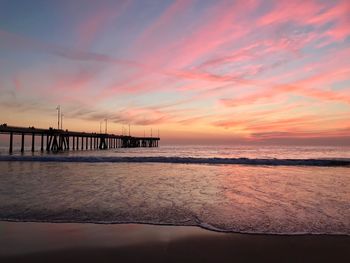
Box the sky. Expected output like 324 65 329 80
0 0 349 145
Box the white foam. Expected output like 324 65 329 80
0 155 349 167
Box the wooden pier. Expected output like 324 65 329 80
0 124 159 153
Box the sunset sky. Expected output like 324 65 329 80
0 0 349 145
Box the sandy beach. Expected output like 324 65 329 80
0 221 349 263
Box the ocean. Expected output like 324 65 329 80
0 145 349 235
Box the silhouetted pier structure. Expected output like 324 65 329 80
0 124 159 153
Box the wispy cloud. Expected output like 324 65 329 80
1 0 349 144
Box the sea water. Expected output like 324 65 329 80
0 145 349 235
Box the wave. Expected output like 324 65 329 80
1 155 350 166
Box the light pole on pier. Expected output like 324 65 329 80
100 121 103 133
61 114 64 130
56 105 60 129
104 119 108 134
129 124 130 136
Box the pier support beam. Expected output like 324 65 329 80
50 135 59 152
21 133 24 152
31 133 35 152
9 132 13 154
46 135 49 151
58 135 63 151
41 134 44 151
99 137 107 149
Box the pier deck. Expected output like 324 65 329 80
0 124 159 153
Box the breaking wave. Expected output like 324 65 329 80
0 155 349 166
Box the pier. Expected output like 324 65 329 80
0 124 160 153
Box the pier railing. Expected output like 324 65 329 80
0 124 159 153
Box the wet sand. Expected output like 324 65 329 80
0 221 349 262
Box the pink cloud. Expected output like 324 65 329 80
166 1 257 69
258 0 320 26
212 112 350 140
13 76 22 91
218 45 350 108
130 1 259 73
259 0 350 41
220 82 350 108
134 0 192 51
76 0 131 48
307 1 350 40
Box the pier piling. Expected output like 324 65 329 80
9 132 13 154
41 134 44 151
31 133 35 152
21 133 24 152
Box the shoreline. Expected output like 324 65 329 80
1 218 349 237
1 221 349 262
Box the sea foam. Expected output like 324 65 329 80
0 155 349 166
